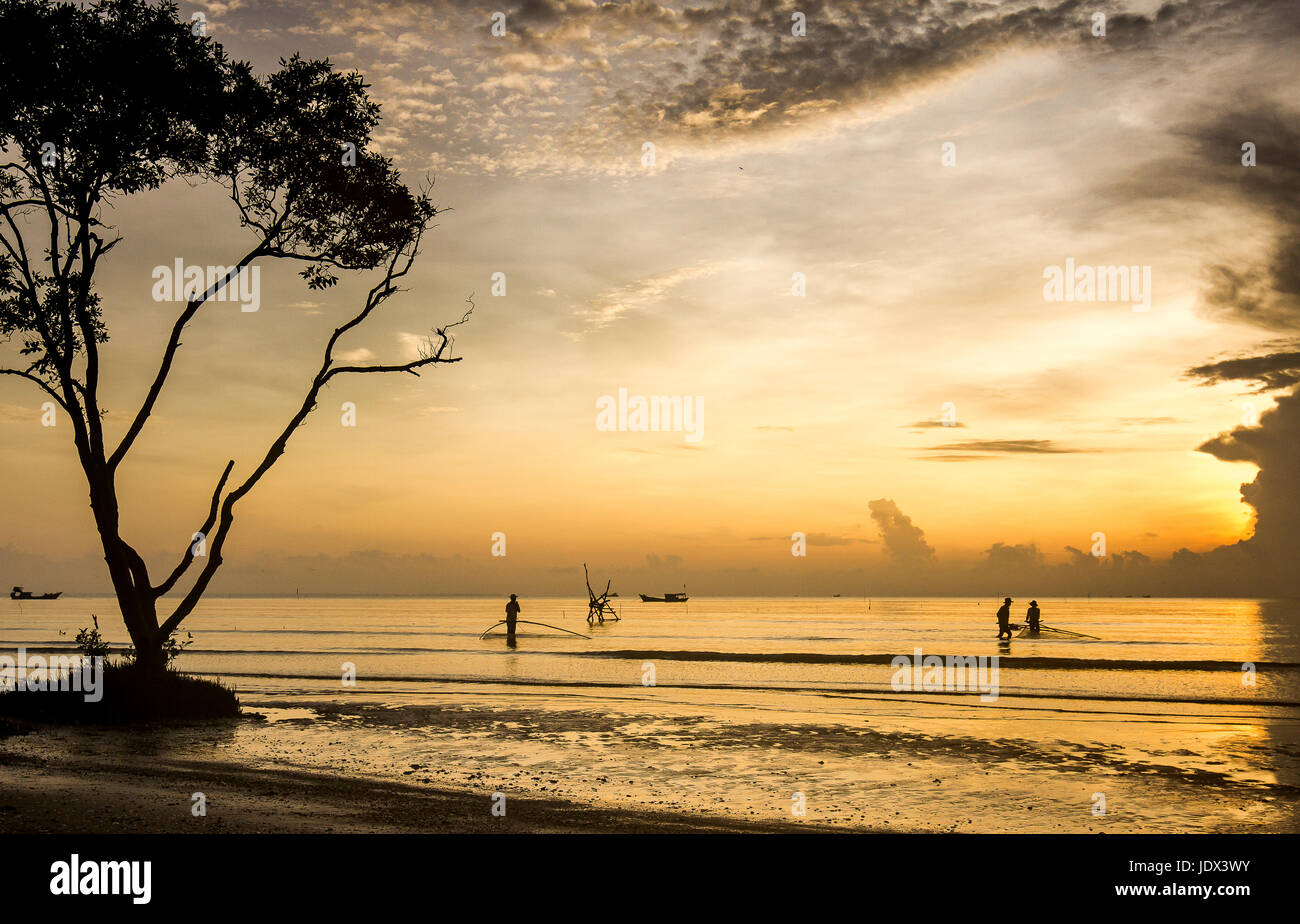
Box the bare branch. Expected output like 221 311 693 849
107 240 272 471
323 356 461 380
153 460 235 598
0 368 69 411
0 198 103 225
160 231 466 637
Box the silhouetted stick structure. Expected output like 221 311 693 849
584 563 619 624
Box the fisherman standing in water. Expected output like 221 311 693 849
996 597 1013 639
505 593 520 648
1026 600 1041 634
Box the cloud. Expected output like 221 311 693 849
1115 98 1300 332
607 0 1207 143
979 542 1045 571
805 532 864 547
0 403 34 424
919 454 997 462
749 533 866 546
1118 417 1182 426
928 440 1093 454
1186 349 1300 391
1186 331 1300 596
619 445 707 454
904 420 967 429
1154 90 1300 593
1196 390 1300 570
396 331 430 360
1181 106 1300 331
1062 546 1096 567
277 0 1291 176
574 262 722 334
1111 550 1152 568
868 498 934 565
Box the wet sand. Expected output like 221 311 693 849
3 687 1295 834
0 720 839 834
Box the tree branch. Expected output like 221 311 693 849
153 460 235 598
160 231 466 637
0 368 69 411
107 239 273 471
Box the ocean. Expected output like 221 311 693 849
4 595 1298 832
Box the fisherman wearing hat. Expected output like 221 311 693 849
505 593 520 648
1026 600 1041 634
996 597 1013 640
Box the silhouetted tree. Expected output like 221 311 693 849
0 0 468 675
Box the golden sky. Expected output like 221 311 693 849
3 0 1299 595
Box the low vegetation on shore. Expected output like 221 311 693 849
0 663 240 724
0 616 239 724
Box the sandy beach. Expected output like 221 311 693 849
0 719 833 835
4 667 1296 835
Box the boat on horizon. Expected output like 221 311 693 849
639 592 688 603
10 586 62 600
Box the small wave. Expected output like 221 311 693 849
202 671 1300 708
0 645 485 657
582 650 1300 671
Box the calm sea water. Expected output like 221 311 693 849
5 596 1299 831
7 595 1298 702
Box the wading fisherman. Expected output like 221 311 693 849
505 593 520 648
1026 600 1041 634
996 597 1013 640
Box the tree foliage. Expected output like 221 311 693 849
0 0 465 674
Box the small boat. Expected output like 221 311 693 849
10 586 62 600
639 592 689 603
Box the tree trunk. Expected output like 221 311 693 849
130 627 166 675
83 464 168 676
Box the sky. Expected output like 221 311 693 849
2 0 1299 597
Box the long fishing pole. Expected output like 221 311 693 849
479 620 592 640
1038 624 1101 640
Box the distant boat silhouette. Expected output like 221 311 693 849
10 586 61 600
639 592 688 602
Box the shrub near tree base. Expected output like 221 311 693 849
0 717 27 739
0 665 239 724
